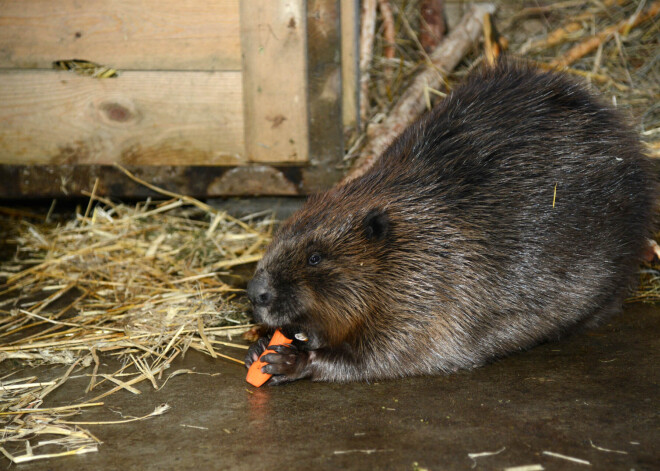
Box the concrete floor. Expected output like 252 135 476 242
2 303 659 470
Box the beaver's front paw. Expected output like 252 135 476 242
244 336 270 368
261 344 312 385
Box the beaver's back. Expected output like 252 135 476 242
320 63 654 367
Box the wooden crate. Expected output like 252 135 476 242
0 0 358 198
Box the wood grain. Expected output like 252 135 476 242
240 0 309 163
0 0 241 71
0 70 245 166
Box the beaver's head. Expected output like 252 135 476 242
247 194 392 348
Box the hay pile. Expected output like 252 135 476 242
353 0 659 159
0 171 272 463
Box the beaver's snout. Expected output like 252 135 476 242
247 270 273 308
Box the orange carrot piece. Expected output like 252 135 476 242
246 329 292 387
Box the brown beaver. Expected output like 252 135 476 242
245 61 656 385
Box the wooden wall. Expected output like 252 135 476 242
0 0 355 198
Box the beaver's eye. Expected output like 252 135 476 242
307 253 322 266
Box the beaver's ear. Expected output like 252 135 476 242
363 208 389 241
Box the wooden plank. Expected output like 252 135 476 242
302 0 344 191
0 0 241 71
240 0 309 163
0 165 302 198
340 0 359 128
0 70 245 166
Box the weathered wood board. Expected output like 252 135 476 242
0 70 244 165
303 0 344 191
0 165 302 198
240 0 309 164
0 0 242 71
0 0 348 198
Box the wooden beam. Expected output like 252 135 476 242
240 0 309 164
303 0 344 191
0 165 303 198
0 70 245 166
0 0 242 71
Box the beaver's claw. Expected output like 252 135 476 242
261 344 312 385
244 336 270 368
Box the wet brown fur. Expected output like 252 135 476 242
246 61 656 384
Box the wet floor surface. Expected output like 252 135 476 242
3 303 659 470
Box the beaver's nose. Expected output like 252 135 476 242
247 271 273 307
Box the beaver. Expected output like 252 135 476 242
245 61 656 385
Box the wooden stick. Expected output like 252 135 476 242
420 0 446 52
483 13 505 66
378 0 396 60
377 0 396 81
551 1 660 67
344 3 495 182
359 0 378 125
522 20 583 53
